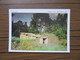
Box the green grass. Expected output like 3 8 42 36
12 37 20 41
12 37 67 51
60 39 67 46
11 37 36 50
47 45 67 51
12 37 36 41
33 44 67 51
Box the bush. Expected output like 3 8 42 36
28 28 40 34
60 39 67 46
11 37 20 49
11 37 36 50
46 24 67 39
53 28 66 39
16 41 35 50
11 42 17 49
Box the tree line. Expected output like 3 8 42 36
12 13 67 39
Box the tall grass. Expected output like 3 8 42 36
12 37 67 51
11 37 36 50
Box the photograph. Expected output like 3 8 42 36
9 9 70 53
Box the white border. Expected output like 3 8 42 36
8 9 70 53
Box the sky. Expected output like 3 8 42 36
12 13 33 26
49 13 58 20
12 13 59 26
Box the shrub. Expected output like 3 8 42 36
53 28 66 39
60 39 67 46
11 37 36 50
16 41 34 50
11 37 20 49
28 28 40 34
46 24 67 39
11 42 17 49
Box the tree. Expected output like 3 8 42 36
12 20 28 37
30 13 53 33
45 13 67 39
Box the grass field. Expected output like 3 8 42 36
11 37 67 51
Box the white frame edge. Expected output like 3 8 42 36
8 9 70 53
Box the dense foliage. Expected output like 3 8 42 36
46 14 67 39
12 13 67 39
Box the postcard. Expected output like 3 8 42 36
9 9 70 53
